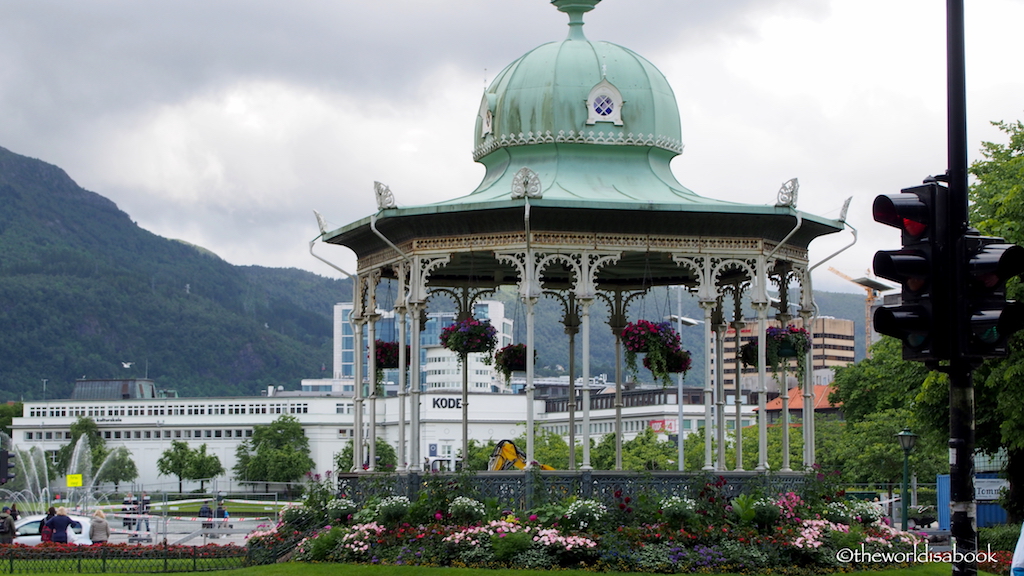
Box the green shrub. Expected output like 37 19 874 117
979 523 1022 551
491 531 534 562
375 495 410 523
301 527 344 562
448 496 486 523
563 498 607 530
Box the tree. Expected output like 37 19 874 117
965 118 1024 522
233 415 315 487
334 437 398 472
464 439 497 471
54 417 107 476
0 402 22 438
188 444 225 491
829 336 930 422
620 428 677 471
157 441 194 493
96 446 138 491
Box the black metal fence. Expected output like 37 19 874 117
0 545 247 574
337 470 805 510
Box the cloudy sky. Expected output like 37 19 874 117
1 0 1021 294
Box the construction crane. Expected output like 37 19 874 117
828 267 894 359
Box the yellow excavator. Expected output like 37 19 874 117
488 439 556 470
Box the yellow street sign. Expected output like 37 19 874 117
66 474 83 487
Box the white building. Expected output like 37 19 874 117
10 383 753 489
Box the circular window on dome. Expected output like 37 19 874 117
593 94 615 116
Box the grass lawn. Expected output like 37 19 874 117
17 561 962 576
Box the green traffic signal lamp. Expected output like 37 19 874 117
963 235 1024 357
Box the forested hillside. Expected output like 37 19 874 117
0 145 350 400
0 144 866 399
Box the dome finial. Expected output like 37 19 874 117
551 0 600 40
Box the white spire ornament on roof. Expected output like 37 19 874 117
375 181 396 210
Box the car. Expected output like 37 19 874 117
14 514 93 546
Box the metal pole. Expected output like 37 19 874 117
946 1 976 575
902 447 911 531
676 287 684 471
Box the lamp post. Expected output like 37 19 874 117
666 298 701 472
896 427 917 530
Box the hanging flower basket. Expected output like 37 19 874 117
621 319 691 386
644 348 692 375
374 340 408 370
494 343 536 383
738 324 811 382
439 317 498 356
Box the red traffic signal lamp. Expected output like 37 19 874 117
962 233 1024 357
872 183 949 362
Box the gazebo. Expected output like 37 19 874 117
317 0 845 476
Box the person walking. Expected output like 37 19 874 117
139 492 151 532
199 501 213 531
89 510 110 544
40 507 56 543
8 504 19 522
0 507 15 544
44 507 80 544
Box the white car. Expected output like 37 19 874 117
14 514 93 546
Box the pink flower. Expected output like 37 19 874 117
529 514 538 522
435 512 443 521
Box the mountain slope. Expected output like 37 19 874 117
0 145 350 400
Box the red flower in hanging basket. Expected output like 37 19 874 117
494 343 536 382
374 340 408 369
439 317 498 355
644 348 692 374
622 320 691 386
738 324 811 382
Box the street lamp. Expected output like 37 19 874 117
896 427 917 530
666 300 701 472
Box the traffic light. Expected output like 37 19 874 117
962 233 1024 357
872 183 949 362
0 450 13 485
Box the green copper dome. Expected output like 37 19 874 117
473 1 682 162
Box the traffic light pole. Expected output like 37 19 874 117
945 1 976 575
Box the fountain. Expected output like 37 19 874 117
1 433 123 515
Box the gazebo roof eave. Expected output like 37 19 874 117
321 199 844 256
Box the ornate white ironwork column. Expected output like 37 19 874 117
367 312 379 472
525 294 538 466
753 301 769 471
580 297 593 470
732 314 746 471
408 301 424 472
800 306 815 469
713 308 727 471
396 302 408 472
699 299 716 471
351 317 365 472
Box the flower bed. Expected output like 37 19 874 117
0 542 246 573
260 473 928 573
